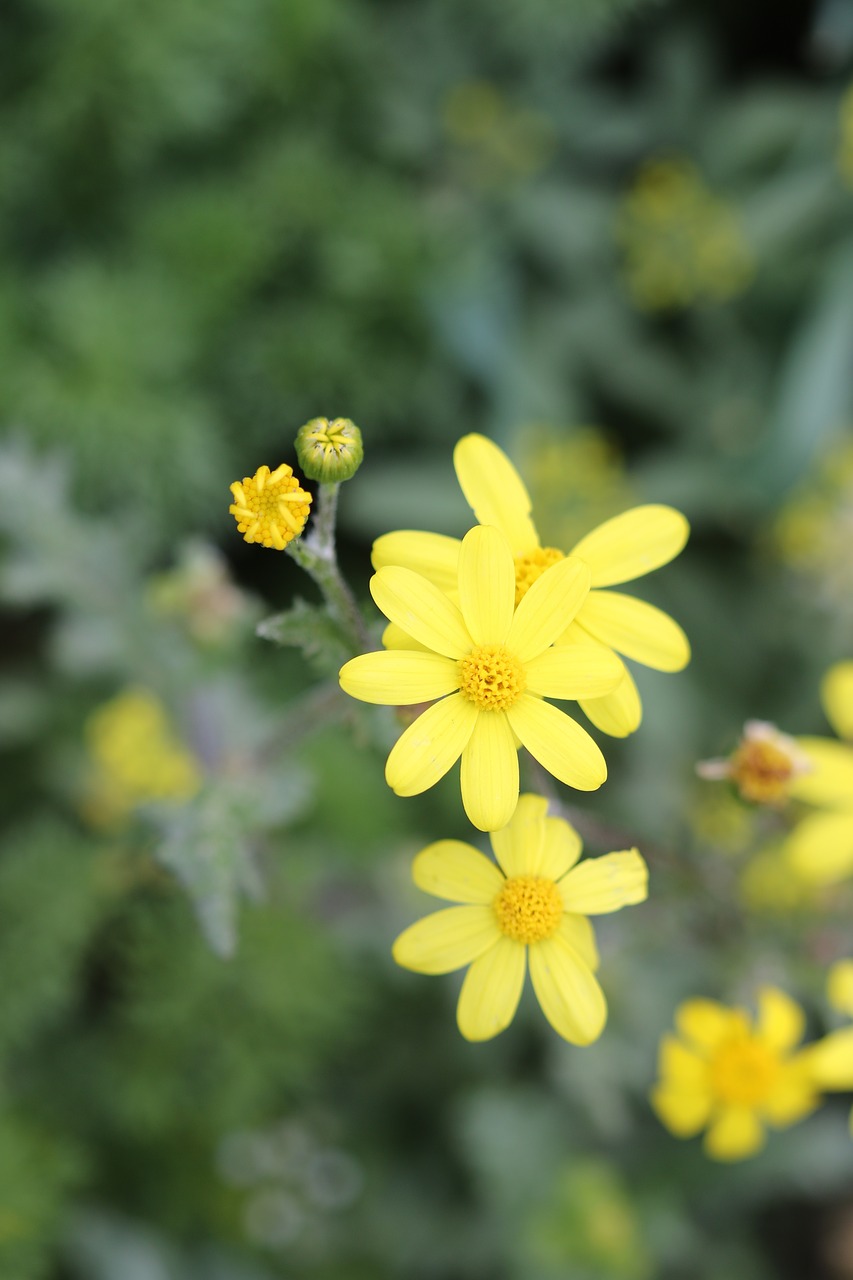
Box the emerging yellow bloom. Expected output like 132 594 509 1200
616 158 754 310
229 463 312 549
696 720 812 805
83 688 202 827
783 660 853 885
651 988 820 1161
341 525 623 831
393 794 648 1043
372 434 690 739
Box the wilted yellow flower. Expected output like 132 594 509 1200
783 661 853 885
229 463 312 549
393 794 648 1043
651 988 820 1160
616 158 754 311
696 720 812 806
84 688 201 827
340 525 622 831
373 433 690 739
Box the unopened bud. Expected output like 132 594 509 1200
295 418 363 483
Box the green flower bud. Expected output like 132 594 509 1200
295 418 364 483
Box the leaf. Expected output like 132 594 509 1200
256 598 350 674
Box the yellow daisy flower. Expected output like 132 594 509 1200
339 525 622 831
784 660 853 884
372 433 689 738
651 988 821 1161
392 794 648 1043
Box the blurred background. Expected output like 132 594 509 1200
1 0 853 1275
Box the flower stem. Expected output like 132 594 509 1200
286 482 372 654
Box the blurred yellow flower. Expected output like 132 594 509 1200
771 438 853 604
392 793 648 1043
651 988 820 1160
84 688 202 827
340 525 621 831
839 85 853 187
802 963 853 1137
738 845 822 915
373 433 690 739
783 661 853 885
442 80 555 185
229 463 312 549
696 720 812 806
616 158 754 311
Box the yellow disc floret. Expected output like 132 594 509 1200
493 875 563 944
514 546 563 605
229 464 312 549
458 644 526 711
709 1035 780 1108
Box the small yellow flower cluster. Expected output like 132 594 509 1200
616 158 754 311
839 86 853 187
83 688 201 828
229 464 312 550
652 986 853 1161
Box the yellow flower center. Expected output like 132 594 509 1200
709 1036 780 1107
513 546 564 605
729 739 798 805
229 464 312 550
458 644 526 711
493 875 563 944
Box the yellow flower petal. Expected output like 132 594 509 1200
507 695 607 791
489 792 549 878
576 591 690 672
385 694 478 796
528 933 607 1044
658 1034 709 1088
460 710 519 832
785 810 853 884
456 935 526 1041
703 1107 765 1161
412 840 504 904
453 433 540 555
755 986 805 1053
382 622 430 652
524 644 623 700
568 505 689 588
506 557 590 662
650 1085 713 1137
339 650 460 705
392 906 501 974
559 913 599 971
802 1027 853 1089
371 529 460 594
579 664 643 738
828 960 853 1017
676 1000 745 1053
536 814 583 880
558 850 648 915
788 737 853 808
457 525 515 646
821 660 853 742
760 1067 819 1127
370 566 472 659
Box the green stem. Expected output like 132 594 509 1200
287 483 373 654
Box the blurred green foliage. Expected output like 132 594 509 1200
2 0 853 1276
